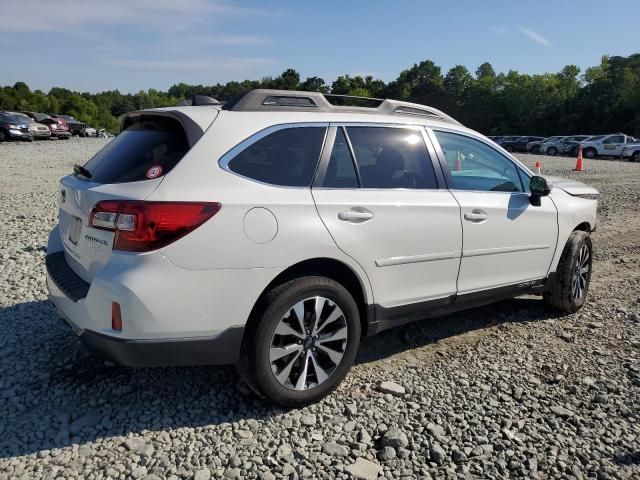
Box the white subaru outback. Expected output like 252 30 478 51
46 90 598 406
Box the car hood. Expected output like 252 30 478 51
545 176 599 195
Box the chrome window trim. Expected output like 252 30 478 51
218 122 329 188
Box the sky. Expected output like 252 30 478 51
1 0 638 93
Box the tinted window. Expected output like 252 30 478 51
322 128 359 188
81 116 189 184
434 131 523 192
228 127 326 187
346 127 437 189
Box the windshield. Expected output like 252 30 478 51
10 113 33 123
501 136 522 142
544 136 565 142
0 113 20 124
585 135 604 142
80 115 189 184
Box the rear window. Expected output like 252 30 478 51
226 127 326 187
79 116 189 183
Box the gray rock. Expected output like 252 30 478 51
322 442 348 457
378 446 396 461
193 469 211 480
550 405 574 418
122 438 154 457
429 443 447 465
346 458 381 480
300 413 316 426
377 381 405 396
381 428 409 449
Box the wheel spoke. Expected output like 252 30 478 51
275 350 303 386
292 302 306 335
270 344 303 362
310 297 326 335
316 343 344 365
319 325 348 343
274 321 305 339
294 351 312 390
315 306 343 335
310 351 329 384
580 266 589 274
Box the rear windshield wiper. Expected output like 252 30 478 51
73 164 92 179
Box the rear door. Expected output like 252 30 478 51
58 113 208 283
312 125 462 311
601 134 625 156
430 129 558 295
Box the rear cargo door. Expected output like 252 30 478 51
58 113 211 283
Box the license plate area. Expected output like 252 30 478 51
68 216 82 245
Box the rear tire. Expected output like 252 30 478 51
237 276 361 407
0 130 6 142
544 231 592 313
531 145 541 154
632 151 640 163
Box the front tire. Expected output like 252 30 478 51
632 151 640 162
584 148 597 159
547 146 558 156
238 276 361 407
544 231 592 313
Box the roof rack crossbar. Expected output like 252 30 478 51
220 89 462 125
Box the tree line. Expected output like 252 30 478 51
1 54 638 136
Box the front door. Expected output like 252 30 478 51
312 125 462 311
431 129 558 295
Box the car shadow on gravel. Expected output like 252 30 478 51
357 296 561 363
0 296 560 459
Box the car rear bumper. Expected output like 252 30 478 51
52 131 71 138
45 249 246 366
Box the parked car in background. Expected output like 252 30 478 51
531 136 565 154
97 129 114 138
500 136 546 152
39 117 71 139
8 111 51 140
540 135 591 156
0 112 33 141
21 111 52 123
80 127 97 137
579 133 634 159
52 115 86 136
621 140 640 162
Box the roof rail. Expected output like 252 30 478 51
221 89 461 125
175 94 222 107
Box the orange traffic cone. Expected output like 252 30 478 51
454 151 462 171
534 160 541 175
574 146 584 172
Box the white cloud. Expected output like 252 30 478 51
491 26 508 36
518 27 553 48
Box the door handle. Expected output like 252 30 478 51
338 208 374 223
464 209 488 222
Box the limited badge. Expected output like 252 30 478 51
146 165 163 179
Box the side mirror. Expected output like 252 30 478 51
530 176 551 206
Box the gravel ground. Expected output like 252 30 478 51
0 139 639 479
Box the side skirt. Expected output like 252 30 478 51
367 275 554 336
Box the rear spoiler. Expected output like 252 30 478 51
118 108 219 147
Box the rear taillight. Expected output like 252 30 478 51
89 201 221 252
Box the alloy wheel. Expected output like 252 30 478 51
571 244 590 301
269 296 348 391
